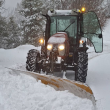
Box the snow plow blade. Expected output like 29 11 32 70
7 68 96 107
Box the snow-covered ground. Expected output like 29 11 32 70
0 70 94 110
87 51 110 110
0 45 94 110
0 19 110 110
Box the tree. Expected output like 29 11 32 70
0 14 9 48
0 16 22 49
6 16 21 48
0 15 7 37
0 0 4 9
105 0 110 18
20 0 45 44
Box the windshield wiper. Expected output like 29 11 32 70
63 20 75 31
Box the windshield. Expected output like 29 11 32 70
50 16 77 38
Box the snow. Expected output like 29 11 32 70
87 53 110 110
48 10 77 16
0 45 40 68
103 19 110 41
0 45 94 110
0 71 94 110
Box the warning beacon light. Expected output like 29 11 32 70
81 7 86 12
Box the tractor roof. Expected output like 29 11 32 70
48 10 78 16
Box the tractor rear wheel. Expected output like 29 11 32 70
75 51 88 83
26 49 40 72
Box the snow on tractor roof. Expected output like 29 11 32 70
48 10 78 16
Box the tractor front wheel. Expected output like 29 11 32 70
26 49 40 72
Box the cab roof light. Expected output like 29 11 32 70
81 7 86 12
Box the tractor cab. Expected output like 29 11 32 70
43 9 103 53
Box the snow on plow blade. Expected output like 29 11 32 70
8 68 96 108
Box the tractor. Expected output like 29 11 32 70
26 8 103 83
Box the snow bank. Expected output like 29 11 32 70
0 69 94 110
0 44 40 68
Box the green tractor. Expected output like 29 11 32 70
26 8 103 83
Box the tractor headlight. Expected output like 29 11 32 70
58 45 65 51
47 44 53 50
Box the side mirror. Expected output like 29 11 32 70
98 34 102 38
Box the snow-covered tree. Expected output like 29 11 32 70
0 15 8 39
0 15 22 49
0 0 4 10
6 16 22 48
14 3 25 25
0 14 9 48
20 0 45 44
7 17 19 37
105 0 110 18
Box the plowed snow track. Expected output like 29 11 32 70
87 52 110 110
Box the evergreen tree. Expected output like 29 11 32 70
6 16 21 48
7 17 19 38
20 0 45 44
0 0 4 10
0 15 9 48
0 15 8 37
106 0 110 18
